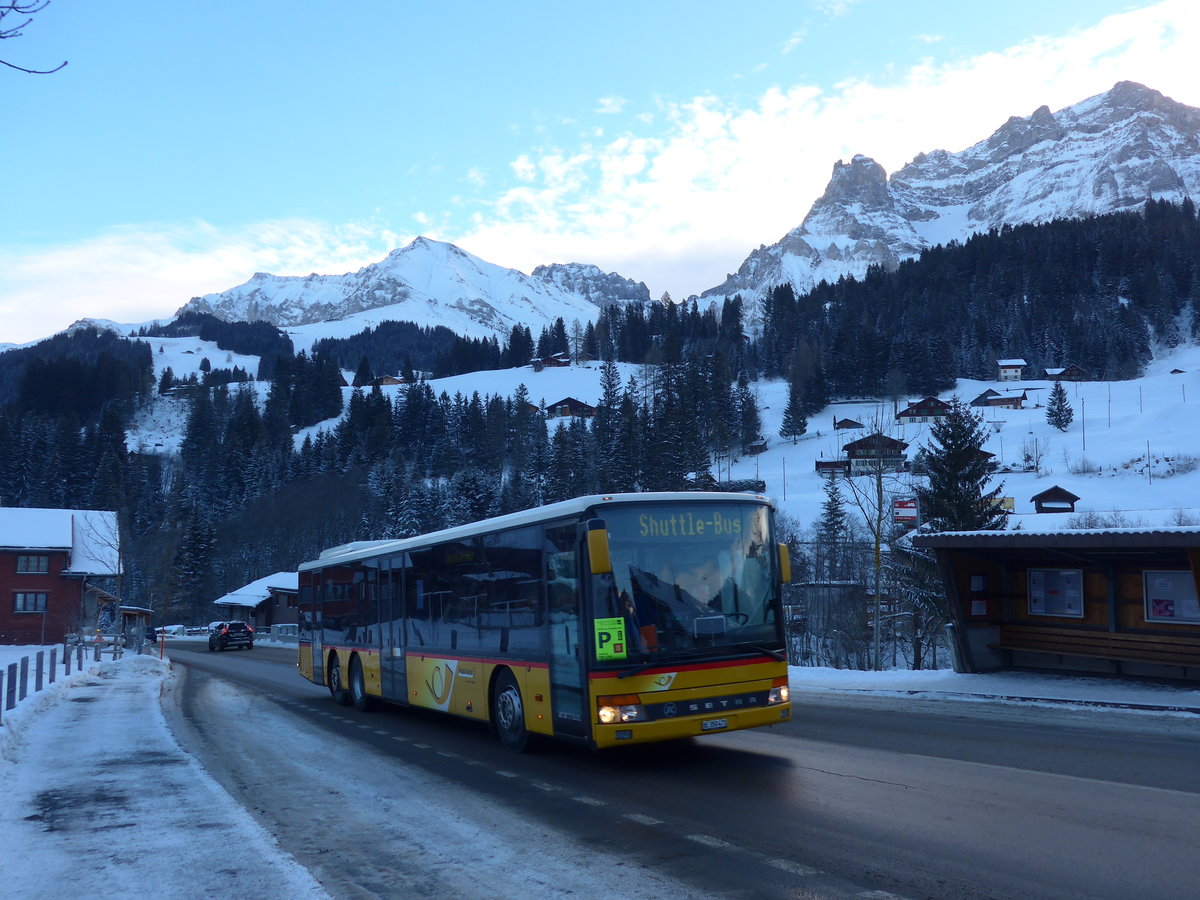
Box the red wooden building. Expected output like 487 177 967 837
0 508 121 644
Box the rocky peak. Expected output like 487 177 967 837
531 263 651 306
810 155 893 214
699 81 1200 309
984 104 1065 160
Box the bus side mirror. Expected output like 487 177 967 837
777 543 792 584
587 518 612 575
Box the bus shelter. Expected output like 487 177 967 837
911 527 1200 682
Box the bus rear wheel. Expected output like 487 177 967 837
492 670 530 752
350 656 377 711
328 654 351 706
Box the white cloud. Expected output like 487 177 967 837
814 0 863 18
915 33 944 44
0 221 406 344
511 155 537 182
596 96 627 115
456 0 1200 302
782 29 808 54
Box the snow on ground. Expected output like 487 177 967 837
0 653 327 898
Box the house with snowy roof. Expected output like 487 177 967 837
545 397 597 419
997 359 1027 381
1044 364 1089 381
0 508 121 644
213 570 300 634
895 396 952 425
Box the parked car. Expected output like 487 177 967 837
208 620 254 651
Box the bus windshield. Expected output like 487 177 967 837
591 501 782 664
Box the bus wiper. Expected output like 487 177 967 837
616 660 660 680
615 648 713 679
730 642 787 661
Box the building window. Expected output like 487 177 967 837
17 554 50 574
14 592 48 613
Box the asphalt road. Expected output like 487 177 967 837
164 642 1200 899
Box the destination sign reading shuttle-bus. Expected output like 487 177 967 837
639 511 742 538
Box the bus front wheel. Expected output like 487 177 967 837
328 654 351 706
492 670 530 752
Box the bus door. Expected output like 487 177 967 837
545 523 588 739
298 576 318 683
380 553 407 702
308 578 326 687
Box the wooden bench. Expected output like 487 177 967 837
994 624 1200 670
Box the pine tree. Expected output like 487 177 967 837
813 476 852 581
352 354 374 388
780 375 807 444
1045 380 1074 431
915 397 1006 531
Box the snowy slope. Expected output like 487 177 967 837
703 81 1200 306
125 331 1200 534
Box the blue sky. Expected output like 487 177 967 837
2 0 1197 343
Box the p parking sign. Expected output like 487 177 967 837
594 616 628 661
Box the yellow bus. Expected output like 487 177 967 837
297 492 793 750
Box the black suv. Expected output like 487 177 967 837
208 620 254 651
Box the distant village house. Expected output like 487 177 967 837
545 397 597 419
970 388 1026 410
997 358 1026 381
895 396 951 425
1044 364 1089 381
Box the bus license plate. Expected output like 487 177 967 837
701 718 728 731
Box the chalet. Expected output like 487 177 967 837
970 389 1025 410
842 432 909 476
815 459 851 478
213 570 299 634
533 352 572 369
912 527 1200 683
997 358 1026 382
895 396 951 424
746 438 769 455
369 375 409 387
1030 485 1081 513
0 508 121 645
1044 364 1089 382
832 416 864 431
546 397 597 419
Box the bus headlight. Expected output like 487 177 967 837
768 682 790 704
598 695 646 724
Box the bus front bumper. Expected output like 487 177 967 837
592 701 791 748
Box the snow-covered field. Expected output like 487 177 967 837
127 334 1200 532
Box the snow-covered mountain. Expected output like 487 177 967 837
177 237 649 342
702 81 1200 303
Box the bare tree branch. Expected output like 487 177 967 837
0 1 67 74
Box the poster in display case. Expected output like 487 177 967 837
1028 569 1084 618
1144 571 1200 623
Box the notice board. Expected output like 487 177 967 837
1144 571 1200 623
1028 569 1084 618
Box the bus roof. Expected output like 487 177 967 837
298 491 771 572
